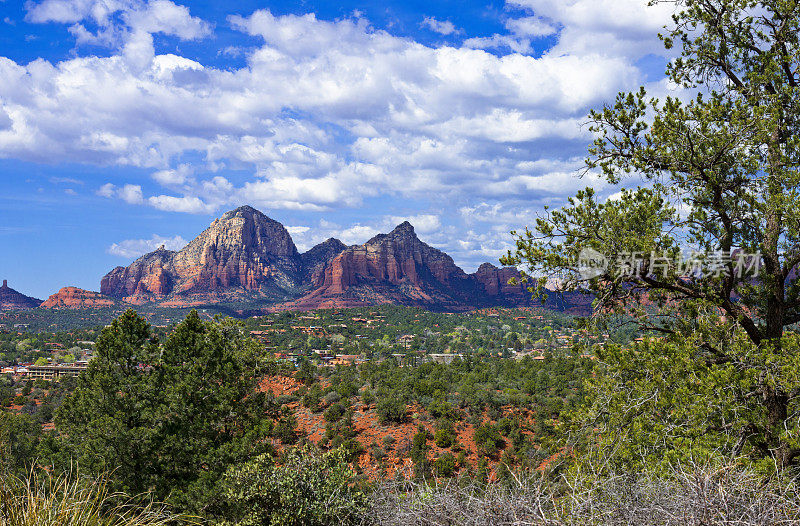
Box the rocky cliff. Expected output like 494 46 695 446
472 263 531 304
101 206 303 303
41 287 117 309
0 280 42 310
289 222 481 310
300 238 348 287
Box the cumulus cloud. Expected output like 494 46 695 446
27 0 211 40
287 219 379 251
506 0 677 58
97 181 212 212
505 16 556 37
152 163 193 185
463 34 534 54
286 214 443 252
125 0 212 40
96 182 116 197
147 194 212 213
118 184 145 204
388 214 441 234
6 1 681 266
0 4 656 215
421 16 458 35
285 225 310 236
107 233 188 258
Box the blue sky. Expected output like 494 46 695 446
0 0 677 299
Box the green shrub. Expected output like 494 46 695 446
360 389 375 406
274 414 298 444
434 419 457 449
376 397 407 424
428 399 458 420
410 425 431 464
433 453 458 478
219 446 366 526
324 402 346 423
474 423 505 458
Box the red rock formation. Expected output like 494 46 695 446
101 206 302 304
93 206 592 314
0 280 42 310
41 287 117 309
471 263 593 314
472 263 530 300
300 238 347 287
291 222 479 310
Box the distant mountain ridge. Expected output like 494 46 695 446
96 206 590 313
3 206 591 314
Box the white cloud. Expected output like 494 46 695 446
96 182 116 197
336 224 381 245
388 214 441 234
421 16 458 35
285 225 310 236
4 0 680 261
506 0 677 58
97 181 212 213
463 34 534 54
152 163 192 185
505 16 556 37
0 6 641 183
118 183 144 204
124 0 212 40
288 215 444 252
147 194 212 213
107 233 188 258
288 219 379 250
27 0 211 72
460 202 538 226
27 0 211 39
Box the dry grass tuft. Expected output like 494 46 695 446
0 469 195 526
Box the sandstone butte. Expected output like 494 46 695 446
0 280 42 310
41 287 117 309
22 205 590 314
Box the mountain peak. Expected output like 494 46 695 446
1 279 7 289
390 221 415 235
302 237 347 256
222 205 265 220
102 204 302 299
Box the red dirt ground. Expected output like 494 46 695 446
258 373 546 481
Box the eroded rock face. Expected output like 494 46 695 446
472 263 530 301
101 206 303 303
471 263 594 314
101 247 176 298
293 222 479 310
41 287 116 309
300 238 347 287
0 280 42 310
